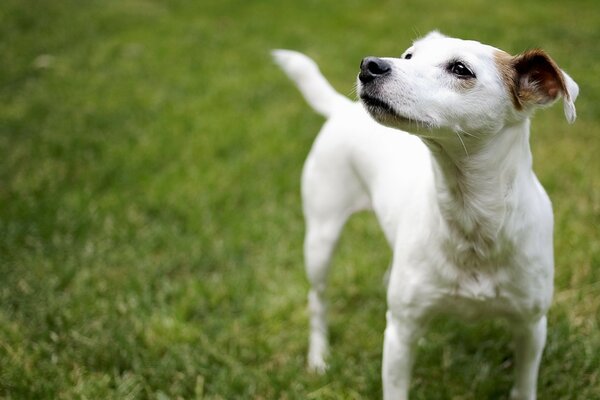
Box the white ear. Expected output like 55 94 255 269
561 70 579 124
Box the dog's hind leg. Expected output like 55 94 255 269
304 213 345 373
302 155 370 372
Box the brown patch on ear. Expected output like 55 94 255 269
494 49 568 110
494 50 521 109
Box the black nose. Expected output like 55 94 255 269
359 57 391 83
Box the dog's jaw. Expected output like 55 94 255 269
359 89 433 132
359 93 410 126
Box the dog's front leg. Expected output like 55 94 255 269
382 310 421 400
510 316 547 400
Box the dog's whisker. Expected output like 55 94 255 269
458 128 479 139
348 84 359 100
454 130 469 157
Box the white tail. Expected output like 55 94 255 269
272 49 351 118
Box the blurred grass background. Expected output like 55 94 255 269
0 0 598 398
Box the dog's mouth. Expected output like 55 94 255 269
360 94 394 113
360 93 424 128
360 94 400 117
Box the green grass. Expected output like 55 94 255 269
0 0 598 398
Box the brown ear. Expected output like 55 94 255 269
512 49 568 108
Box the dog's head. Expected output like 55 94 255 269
358 31 579 136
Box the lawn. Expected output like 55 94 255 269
0 0 598 398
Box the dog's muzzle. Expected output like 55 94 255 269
359 57 391 83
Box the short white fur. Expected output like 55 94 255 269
272 31 578 400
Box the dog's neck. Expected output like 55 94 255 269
422 119 533 266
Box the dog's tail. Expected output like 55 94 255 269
272 49 352 118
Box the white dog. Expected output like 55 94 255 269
272 31 578 400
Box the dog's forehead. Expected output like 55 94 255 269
411 35 499 62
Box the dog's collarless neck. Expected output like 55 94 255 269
425 120 533 262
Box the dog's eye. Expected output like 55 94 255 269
404 53 412 60
448 61 475 78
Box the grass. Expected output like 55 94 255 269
0 0 598 398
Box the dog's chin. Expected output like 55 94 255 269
359 94 425 131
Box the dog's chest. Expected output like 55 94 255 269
431 206 544 317
430 249 549 320
441 268 511 318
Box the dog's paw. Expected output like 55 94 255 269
308 348 328 374
308 356 328 374
510 387 535 400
